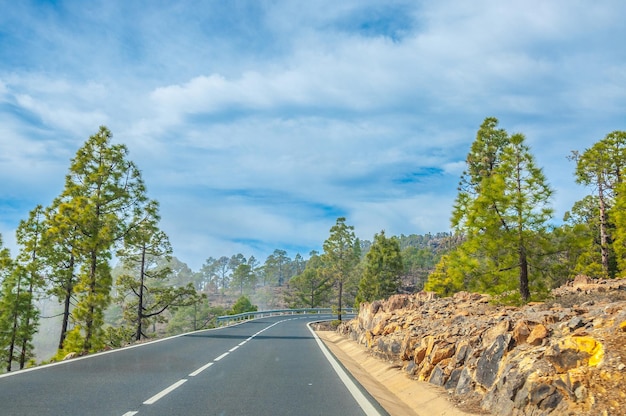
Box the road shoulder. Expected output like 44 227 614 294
316 330 480 416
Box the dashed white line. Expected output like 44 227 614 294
123 319 292 415
189 362 213 377
143 379 187 405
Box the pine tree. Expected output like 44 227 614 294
431 118 553 302
117 200 185 341
13 206 46 369
43 199 82 350
573 131 626 277
322 217 359 320
286 252 333 308
0 234 18 372
355 231 403 305
56 126 148 353
0 207 47 372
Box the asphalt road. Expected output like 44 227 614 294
0 315 387 416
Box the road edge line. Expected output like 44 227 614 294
307 322 383 416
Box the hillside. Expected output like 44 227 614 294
335 276 626 415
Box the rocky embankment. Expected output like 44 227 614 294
338 276 626 416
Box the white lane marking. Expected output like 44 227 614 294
123 318 294 415
307 323 382 416
189 362 214 377
143 379 187 405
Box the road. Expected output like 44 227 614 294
0 315 387 416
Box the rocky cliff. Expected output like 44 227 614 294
338 276 626 416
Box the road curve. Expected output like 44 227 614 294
0 315 387 416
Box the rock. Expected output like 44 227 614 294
546 336 604 372
337 278 626 416
573 274 593 289
530 383 563 411
429 342 455 366
384 294 411 312
527 323 549 346
444 368 462 391
428 362 447 386
512 320 531 345
414 335 435 365
568 316 585 330
481 319 511 349
455 367 474 395
476 334 512 389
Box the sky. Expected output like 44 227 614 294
0 1 625 271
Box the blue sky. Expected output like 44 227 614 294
1 1 625 270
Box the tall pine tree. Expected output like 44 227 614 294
322 217 359 320
428 118 553 302
574 130 626 277
55 126 148 353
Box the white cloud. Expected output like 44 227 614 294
1 0 625 270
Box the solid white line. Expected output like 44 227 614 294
143 379 187 405
214 352 229 361
238 341 247 346
122 412 138 416
307 323 382 416
229 345 239 352
189 362 214 377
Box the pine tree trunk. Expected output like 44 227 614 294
599 184 610 276
136 246 146 341
337 281 343 321
58 253 75 350
519 246 530 302
83 250 98 352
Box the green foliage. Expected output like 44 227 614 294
231 263 254 295
104 326 135 348
431 118 554 302
355 231 403 306
572 130 626 277
229 295 258 315
613 182 626 273
424 252 470 296
115 202 204 341
167 303 227 335
0 206 50 372
285 252 333 308
322 217 359 320
41 126 151 354
264 249 291 287
1 207 47 371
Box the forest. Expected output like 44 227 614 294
1 118 625 373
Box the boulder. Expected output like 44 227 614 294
476 334 512 389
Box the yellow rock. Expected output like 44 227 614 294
619 321 626 332
560 336 604 367
527 323 549 345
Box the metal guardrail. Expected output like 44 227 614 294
216 308 356 326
